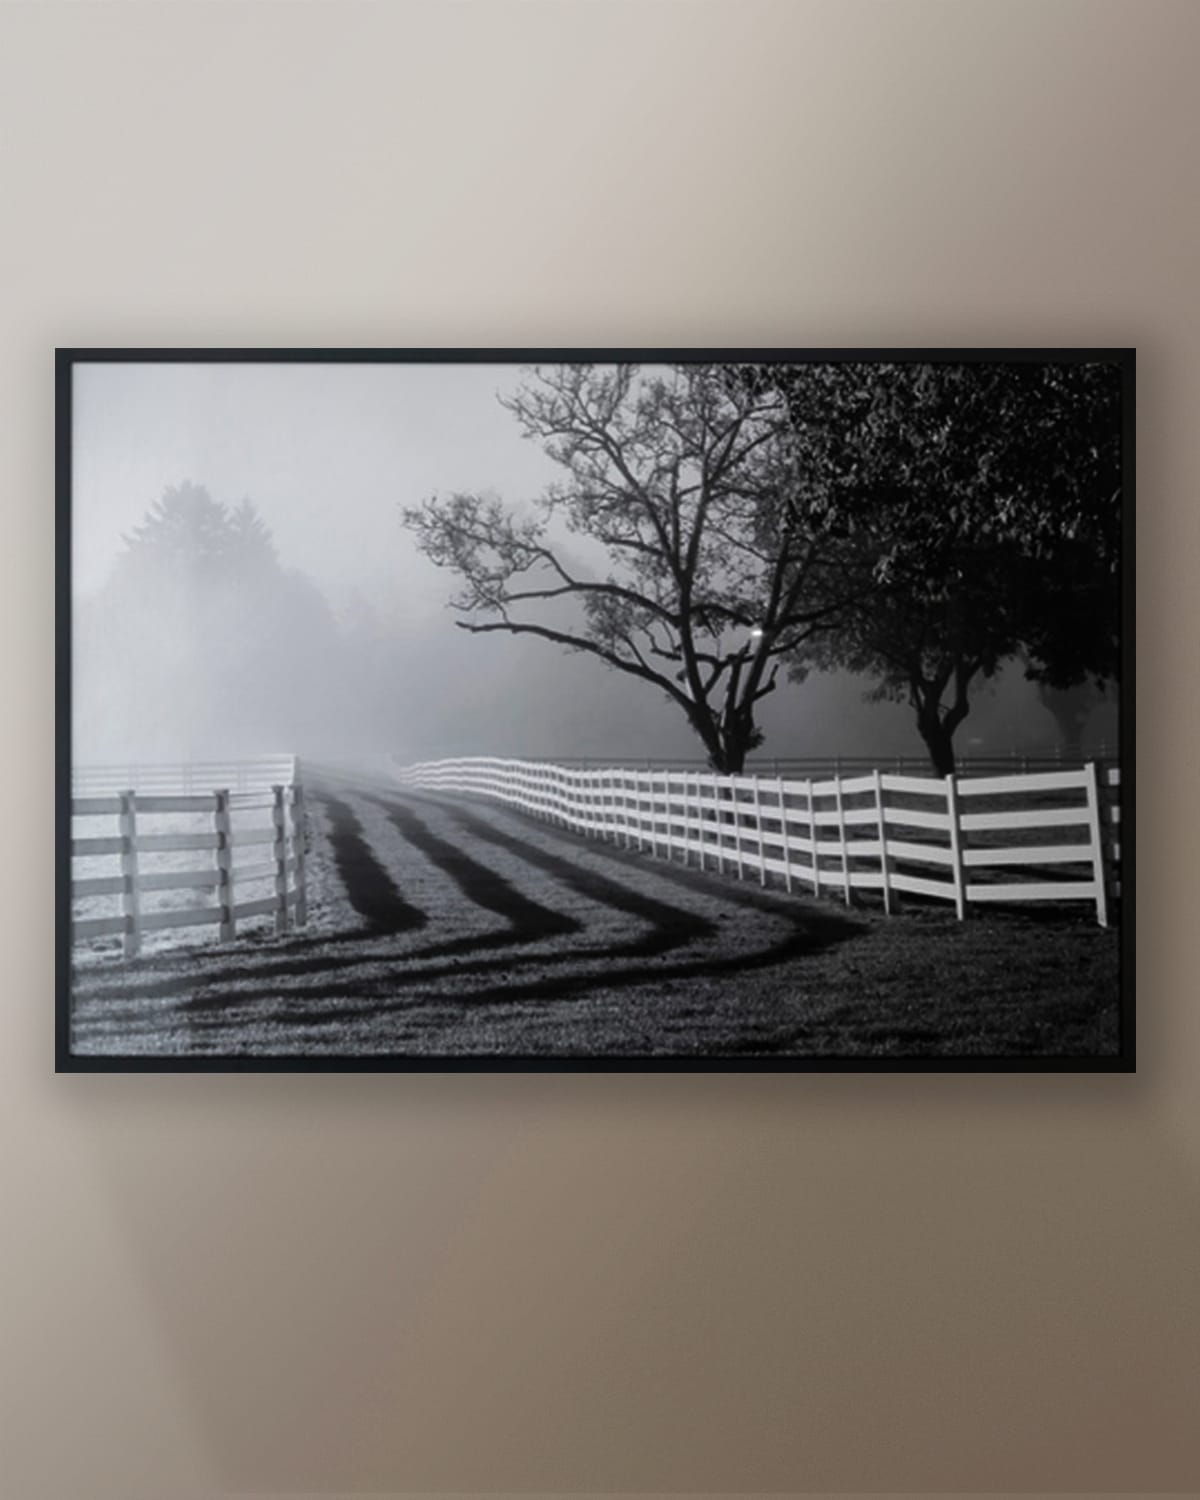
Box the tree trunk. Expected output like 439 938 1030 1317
706 727 750 776
718 707 762 775
917 714 958 777
912 659 975 778
713 742 748 776
694 694 757 775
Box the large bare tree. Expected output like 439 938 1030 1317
402 364 852 772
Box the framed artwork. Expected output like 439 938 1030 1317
56 349 1134 1070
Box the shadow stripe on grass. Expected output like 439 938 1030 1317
252 906 863 1036
372 790 715 957
103 900 864 1053
359 792 582 943
314 790 428 934
409 787 831 920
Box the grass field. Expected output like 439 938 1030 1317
69 769 1122 1060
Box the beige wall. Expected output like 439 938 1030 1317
1 2 1196 1496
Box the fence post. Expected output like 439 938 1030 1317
751 775 767 887
873 768 892 916
806 779 819 894
271 785 290 935
291 782 308 926
638 770 648 853
713 774 725 876
214 788 235 941
733 782 745 880
1101 763 1121 902
118 789 141 958
834 774 852 906
778 776 793 894
945 774 967 921
1083 760 1110 928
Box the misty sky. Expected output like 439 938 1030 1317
73 361 563 615
69 360 1115 765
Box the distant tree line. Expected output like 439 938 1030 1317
76 482 349 759
403 361 1122 774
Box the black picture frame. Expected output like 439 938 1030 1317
56 347 1135 1072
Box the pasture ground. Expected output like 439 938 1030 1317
70 770 1121 1059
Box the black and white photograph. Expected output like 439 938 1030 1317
57 350 1132 1068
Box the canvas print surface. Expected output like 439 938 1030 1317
58 351 1132 1068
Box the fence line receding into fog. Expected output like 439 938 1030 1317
71 754 298 797
394 756 1122 926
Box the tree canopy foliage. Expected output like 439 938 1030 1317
747 360 1123 772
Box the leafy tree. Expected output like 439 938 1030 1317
401 364 861 773
228 495 279 572
81 482 344 757
115 483 275 585
752 361 1123 774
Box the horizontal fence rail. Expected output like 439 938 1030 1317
394 756 1122 926
71 755 298 797
70 776 308 958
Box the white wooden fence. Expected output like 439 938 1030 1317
70 779 308 957
394 756 1122 926
72 754 298 797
